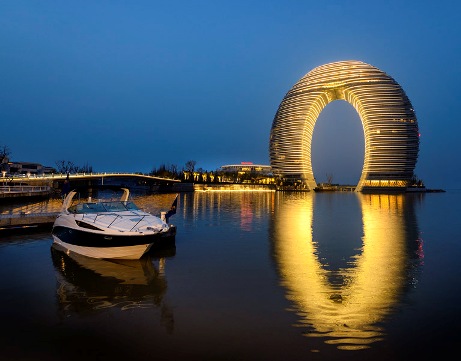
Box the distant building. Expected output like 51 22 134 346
218 162 273 184
219 162 272 175
6 161 55 176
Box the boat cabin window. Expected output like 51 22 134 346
82 203 106 213
103 201 127 212
68 201 140 214
124 201 139 210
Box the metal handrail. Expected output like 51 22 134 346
2 172 180 182
0 185 51 193
129 215 147 231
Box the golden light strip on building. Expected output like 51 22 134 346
269 60 419 191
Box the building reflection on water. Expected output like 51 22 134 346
50 245 176 333
271 192 423 351
181 190 275 232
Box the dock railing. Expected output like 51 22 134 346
0 185 52 193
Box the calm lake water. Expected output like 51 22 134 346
1 190 460 361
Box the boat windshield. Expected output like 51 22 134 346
68 201 140 214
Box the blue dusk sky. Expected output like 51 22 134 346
1 0 460 189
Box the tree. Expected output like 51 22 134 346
55 160 77 174
169 164 178 177
77 162 93 173
0 145 11 161
184 160 196 173
151 163 180 178
411 174 425 187
0 145 11 172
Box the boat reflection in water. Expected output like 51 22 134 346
51 243 175 330
272 192 423 351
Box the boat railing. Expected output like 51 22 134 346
107 214 123 228
69 200 149 231
129 215 149 231
79 211 148 232
79 212 121 227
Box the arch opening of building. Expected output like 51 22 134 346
269 60 419 192
311 100 364 187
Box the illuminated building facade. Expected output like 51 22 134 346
269 60 419 192
219 162 271 174
219 162 273 184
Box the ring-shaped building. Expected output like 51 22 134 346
269 60 419 192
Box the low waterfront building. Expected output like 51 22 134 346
219 162 273 184
5 161 56 176
219 162 272 174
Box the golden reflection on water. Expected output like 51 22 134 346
0 198 63 215
272 192 422 351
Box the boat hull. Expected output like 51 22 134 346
52 236 152 259
52 225 176 260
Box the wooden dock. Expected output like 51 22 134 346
0 211 59 230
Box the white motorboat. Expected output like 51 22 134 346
51 186 177 260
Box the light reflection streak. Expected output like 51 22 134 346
182 191 275 232
272 192 422 350
240 193 254 231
